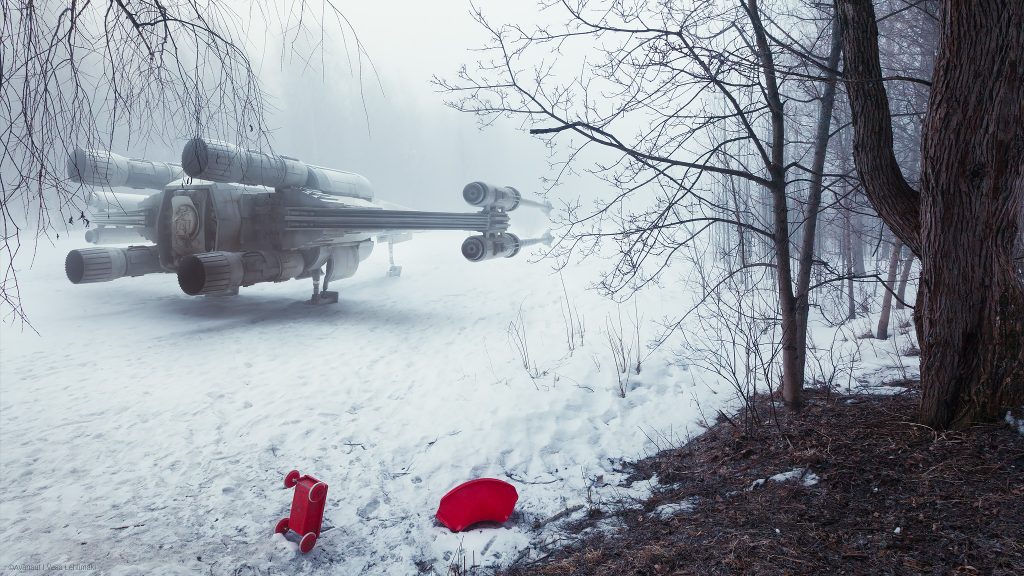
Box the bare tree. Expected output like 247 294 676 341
876 236 901 339
837 0 1023 428
1 0 369 324
894 248 914 309
440 0 848 407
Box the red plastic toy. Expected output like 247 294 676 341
436 478 518 532
275 469 328 553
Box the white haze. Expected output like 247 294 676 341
109 1 558 214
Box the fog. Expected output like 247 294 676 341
241 1 552 213
93 2 557 215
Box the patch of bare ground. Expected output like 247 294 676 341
503 388 1024 575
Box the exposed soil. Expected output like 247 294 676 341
501 388 1024 575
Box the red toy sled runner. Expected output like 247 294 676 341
436 478 518 532
275 469 328 553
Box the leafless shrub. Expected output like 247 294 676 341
806 322 863 395
444 537 472 576
604 301 643 397
508 306 546 384
676 257 781 435
631 298 643 376
882 325 912 382
894 308 914 336
559 272 585 353
605 314 631 398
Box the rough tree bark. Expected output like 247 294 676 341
837 0 1024 428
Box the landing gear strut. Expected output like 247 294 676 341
387 240 402 278
308 264 338 304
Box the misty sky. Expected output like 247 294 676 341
254 1 555 213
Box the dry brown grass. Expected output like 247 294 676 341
501 388 1024 575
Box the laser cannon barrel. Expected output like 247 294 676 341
68 148 183 191
65 246 164 284
86 191 150 211
85 227 149 244
181 138 373 200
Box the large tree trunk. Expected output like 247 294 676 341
916 1 1024 428
837 0 1024 429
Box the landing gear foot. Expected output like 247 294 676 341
309 290 338 304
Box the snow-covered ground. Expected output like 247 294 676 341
0 231 919 575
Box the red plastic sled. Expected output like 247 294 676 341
436 478 518 532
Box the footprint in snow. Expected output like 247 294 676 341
357 497 380 518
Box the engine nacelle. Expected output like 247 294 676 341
68 148 182 191
462 182 521 211
181 138 374 201
177 250 306 295
65 246 163 284
461 233 521 262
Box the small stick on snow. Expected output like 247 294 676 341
535 504 584 528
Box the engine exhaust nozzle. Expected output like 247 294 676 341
177 252 244 295
65 246 162 284
463 182 521 211
177 250 306 296
461 233 521 262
